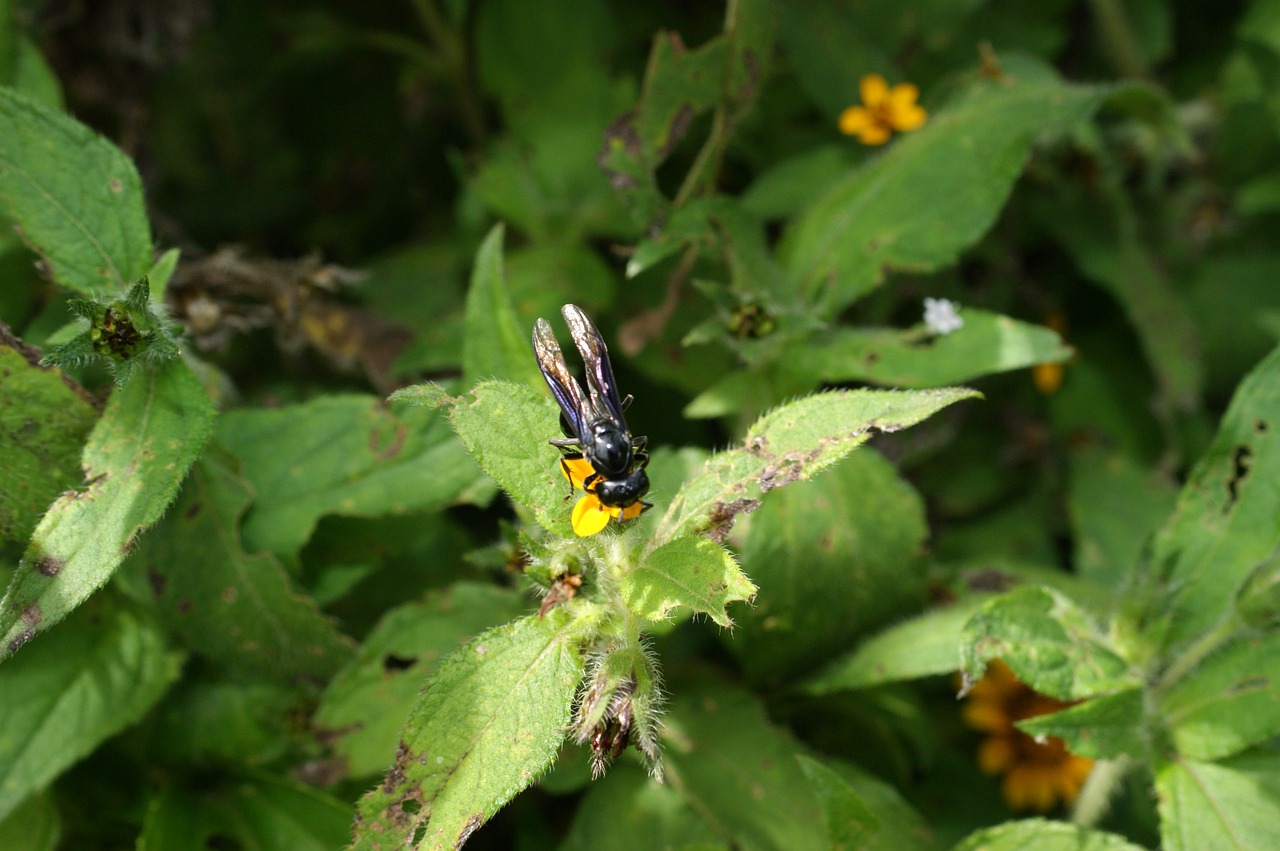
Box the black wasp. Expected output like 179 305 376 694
532 304 651 518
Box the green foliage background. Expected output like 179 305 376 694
3 1 1280 849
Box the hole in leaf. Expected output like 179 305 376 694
1227 445 1253 507
384 653 417 671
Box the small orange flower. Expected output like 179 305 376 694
560 457 645 537
838 73 927 145
961 659 1094 812
1032 312 1069 395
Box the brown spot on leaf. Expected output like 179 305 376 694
176 599 192 613
455 814 485 849
148 569 166 596
34 555 64 577
108 177 124 193
20 604 41 627
706 497 761 543
186 501 202 519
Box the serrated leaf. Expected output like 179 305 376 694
217 394 484 558
116 449 354 681
729 449 928 685
0 342 96 544
623 535 755 627
782 69 1117 314
0 357 215 659
1160 632 1280 761
353 612 584 850
796 755 879 850
314 582 528 778
446 379 581 538
656 386 980 543
138 771 351 851
462 224 543 389
961 585 1138 701
803 596 990 694
0 599 183 821
1017 688 1147 760
1157 752 1280 851
0 88 151 295
785 310 1072 388
1142 344 1280 655
954 819 1147 851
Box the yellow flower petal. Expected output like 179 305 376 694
561 456 595 489
859 73 888 107
890 103 927 132
619 501 646 521
857 123 892 146
838 105 872 137
571 494 612 537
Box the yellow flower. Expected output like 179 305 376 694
560 457 645 537
961 659 1094 812
838 73 927 145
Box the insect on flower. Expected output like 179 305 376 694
532 305 651 536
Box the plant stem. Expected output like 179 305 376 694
1071 756 1129 827
1088 0 1149 79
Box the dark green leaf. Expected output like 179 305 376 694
796 755 879 850
353 611 584 850
1017 688 1148 760
314 582 528 778
0 357 215 658
0 88 151 295
462 224 543 389
0 600 183 821
0 793 59 851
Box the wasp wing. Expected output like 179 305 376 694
562 304 628 428
533 317 591 442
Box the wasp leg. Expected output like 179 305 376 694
632 435 648 451
550 436 582 448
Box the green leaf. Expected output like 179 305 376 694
444 379 579 538
961 586 1139 701
796 755 879 851
0 357 215 659
786 310 1072 388
782 67 1116 314
116 449 354 681
0 341 96 544
560 763 725 851
656 386 981 543
0 793 59 851
1157 752 1280 851
728 449 928 685
138 771 352 851
1017 688 1148 760
1068 446 1178 588
0 599 183 821
314 582 529 778
1160 632 1280 761
662 680 930 851
953 819 1148 851
1143 344 1280 654
803 596 990 694
353 611 585 850
462 224 543 389
0 88 151 295
622 535 756 628
217 394 484 558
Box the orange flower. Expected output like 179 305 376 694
1032 312 1069 394
560 457 645 537
962 659 1094 812
838 73 927 145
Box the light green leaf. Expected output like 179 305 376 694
954 819 1147 851
782 68 1116 314
961 585 1139 701
1161 632 1280 761
1157 752 1280 851
217 393 484 558
785 310 1072 388
0 88 151 295
623 535 756 628
803 596 990 694
353 612 585 850
1017 688 1147 760
116 449 354 681
462 224 543 389
314 582 528 778
0 342 96 544
796 756 879 851
442 379 580 538
656 386 981 543
1143 344 1280 654
138 771 352 851
0 357 215 659
729 449 928 685
0 600 183 821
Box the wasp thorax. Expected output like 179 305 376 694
587 422 632 476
